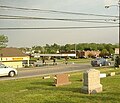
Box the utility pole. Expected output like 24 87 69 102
105 0 120 65
118 0 120 57
105 0 120 67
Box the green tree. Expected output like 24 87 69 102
44 43 60 54
44 44 51 53
89 43 97 50
100 49 109 57
76 43 84 50
0 35 8 48
64 44 72 51
97 44 105 51
109 48 114 55
51 43 60 53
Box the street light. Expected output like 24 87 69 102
105 0 120 57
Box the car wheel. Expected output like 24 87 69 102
9 71 15 77
99 64 102 67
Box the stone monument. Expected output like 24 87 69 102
54 73 71 87
81 69 102 94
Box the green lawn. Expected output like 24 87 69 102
57 58 92 64
0 68 120 103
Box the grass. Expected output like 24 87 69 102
0 68 120 103
56 58 92 64
68 58 92 64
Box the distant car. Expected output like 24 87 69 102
34 61 43 67
91 58 111 67
0 64 17 77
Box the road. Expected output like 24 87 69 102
0 64 92 81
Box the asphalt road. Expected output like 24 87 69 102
0 64 92 81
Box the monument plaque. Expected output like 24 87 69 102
109 72 115 76
81 69 102 94
54 73 71 87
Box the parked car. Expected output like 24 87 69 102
0 64 17 77
34 61 43 67
91 58 111 67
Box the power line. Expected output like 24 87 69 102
0 14 118 24
0 5 118 18
0 26 118 30
0 14 115 20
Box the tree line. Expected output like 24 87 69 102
20 43 118 56
0 35 118 57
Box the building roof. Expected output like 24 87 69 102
0 48 28 57
32 53 76 57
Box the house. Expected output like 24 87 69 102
0 47 30 68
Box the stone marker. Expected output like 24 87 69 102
100 73 106 78
43 76 51 79
109 72 115 76
54 73 71 87
81 69 103 94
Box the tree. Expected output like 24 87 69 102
109 48 114 55
99 49 109 57
0 35 8 48
32 46 43 53
64 44 72 51
89 43 97 50
44 44 50 53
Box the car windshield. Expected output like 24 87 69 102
96 58 106 60
0 64 6 68
95 58 105 60
95 58 101 60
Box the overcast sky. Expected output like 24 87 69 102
0 0 119 47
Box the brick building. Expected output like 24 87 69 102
79 50 100 58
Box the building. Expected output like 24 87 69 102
79 50 100 58
0 48 30 68
60 50 100 58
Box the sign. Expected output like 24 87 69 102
115 48 119 54
12 58 23 61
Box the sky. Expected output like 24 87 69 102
0 0 119 47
